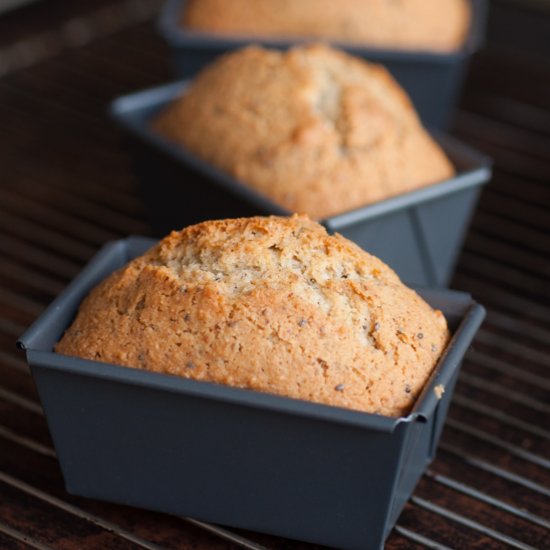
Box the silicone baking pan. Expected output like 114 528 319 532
18 236 485 550
109 83 492 288
157 0 488 128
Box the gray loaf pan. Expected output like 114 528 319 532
109 82 491 289
18 236 485 550
158 0 488 128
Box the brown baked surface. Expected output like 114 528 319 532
56 215 450 417
153 44 455 219
182 0 471 53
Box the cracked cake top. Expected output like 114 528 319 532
56 215 449 417
153 44 455 219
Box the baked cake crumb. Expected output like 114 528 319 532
182 0 471 53
56 215 450 417
153 44 455 219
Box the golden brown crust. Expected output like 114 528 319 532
153 44 455 219
56 215 449 417
182 0 471 53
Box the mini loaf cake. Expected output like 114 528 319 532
182 0 471 53
56 215 450 417
153 44 455 219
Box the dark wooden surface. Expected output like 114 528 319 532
0 1 549 548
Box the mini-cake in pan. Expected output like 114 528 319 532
110 46 491 288
19 219 485 550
